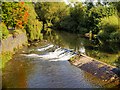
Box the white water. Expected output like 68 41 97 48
22 45 76 61
79 47 85 54
37 44 54 51
21 54 41 58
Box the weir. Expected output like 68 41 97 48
22 44 120 86
70 54 120 86
3 43 120 88
23 44 76 61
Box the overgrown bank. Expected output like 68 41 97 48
1 1 120 68
0 2 43 68
34 2 120 66
35 2 120 47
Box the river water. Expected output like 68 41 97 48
2 30 120 88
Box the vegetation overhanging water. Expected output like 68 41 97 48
1 1 120 88
44 30 120 67
2 33 120 88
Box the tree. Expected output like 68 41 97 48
59 3 88 33
35 2 68 30
25 3 43 41
2 2 29 29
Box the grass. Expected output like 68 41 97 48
0 52 13 69
101 15 119 27
86 49 120 67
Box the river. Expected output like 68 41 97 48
2 30 120 88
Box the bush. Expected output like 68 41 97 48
2 2 29 29
0 23 9 39
110 31 120 42
0 52 13 68
25 3 43 41
97 15 120 43
101 15 119 32
0 27 2 40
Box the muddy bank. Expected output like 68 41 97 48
69 54 120 87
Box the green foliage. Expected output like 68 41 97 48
86 49 120 66
59 3 87 33
35 2 119 45
0 23 9 39
35 2 51 23
50 2 116 34
2 2 29 29
0 26 2 40
1 52 13 68
97 15 120 43
25 3 43 41
60 16 77 32
112 1 120 17
110 31 120 42
1 2 43 41
86 5 116 34
35 2 68 29
35 2 59 22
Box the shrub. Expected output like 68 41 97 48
25 3 43 41
0 23 9 39
97 15 120 43
0 27 2 40
1 52 13 68
2 2 29 29
110 31 120 42
101 15 119 32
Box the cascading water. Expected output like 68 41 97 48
22 44 76 61
37 44 54 51
3 30 120 88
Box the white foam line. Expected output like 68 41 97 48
21 54 41 58
49 52 76 61
37 44 54 51
21 47 76 61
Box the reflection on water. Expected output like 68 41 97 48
44 30 120 67
2 30 120 88
44 30 89 52
3 46 101 88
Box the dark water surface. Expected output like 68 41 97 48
2 30 120 88
44 30 120 67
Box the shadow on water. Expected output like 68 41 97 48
2 54 101 88
2 30 120 88
44 30 120 66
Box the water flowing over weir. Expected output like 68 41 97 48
2 43 119 88
2 29 120 88
22 44 76 61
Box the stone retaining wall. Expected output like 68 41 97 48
0 32 28 53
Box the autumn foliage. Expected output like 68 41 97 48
16 2 29 29
2 2 29 29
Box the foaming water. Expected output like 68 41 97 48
21 54 40 58
37 44 54 51
21 45 76 61
3 29 120 88
3 43 118 88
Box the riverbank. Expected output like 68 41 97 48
0 32 28 68
3 42 119 88
69 54 120 87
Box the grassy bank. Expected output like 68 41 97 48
86 49 120 67
0 2 44 68
0 52 13 68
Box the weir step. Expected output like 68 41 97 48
69 54 120 86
